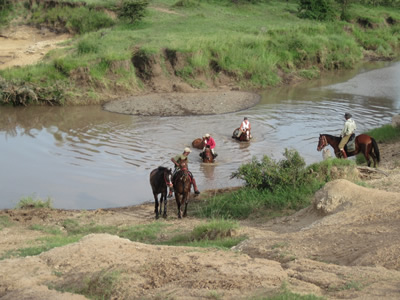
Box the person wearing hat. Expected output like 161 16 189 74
170 147 200 195
237 117 251 138
202 133 217 158
338 112 357 159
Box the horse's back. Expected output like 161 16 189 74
192 138 204 149
150 167 166 193
356 134 373 144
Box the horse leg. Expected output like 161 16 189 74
363 145 371 167
162 192 168 218
175 193 182 219
183 196 188 217
154 193 159 219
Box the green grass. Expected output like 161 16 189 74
364 124 400 143
252 283 326 299
161 219 246 248
196 157 358 220
16 195 53 209
1 1 399 105
0 216 13 230
50 269 121 300
1 218 245 259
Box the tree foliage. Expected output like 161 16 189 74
297 0 336 21
118 0 149 23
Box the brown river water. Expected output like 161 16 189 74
0 61 399 209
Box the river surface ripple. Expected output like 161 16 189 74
0 61 399 209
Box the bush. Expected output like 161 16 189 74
16 195 53 209
231 149 307 192
118 0 149 23
298 0 336 21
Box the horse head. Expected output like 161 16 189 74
317 134 327 151
164 168 173 188
202 146 214 163
240 129 250 141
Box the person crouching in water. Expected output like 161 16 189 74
202 133 217 158
169 147 200 197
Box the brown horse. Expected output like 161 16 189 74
200 146 214 163
232 128 250 142
192 137 206 149
317 134 380 167
173 161 192 218
149 166 173 219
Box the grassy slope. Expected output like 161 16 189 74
0 0 399 105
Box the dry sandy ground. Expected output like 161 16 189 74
0 140 399 300
0 25 71 70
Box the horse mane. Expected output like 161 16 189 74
322 134 340 141
157 166 168 172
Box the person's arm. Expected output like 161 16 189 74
171 158 179 167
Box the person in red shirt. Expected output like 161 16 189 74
202 133 217 158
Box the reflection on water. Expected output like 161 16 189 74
0 61 399 209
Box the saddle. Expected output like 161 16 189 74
345 133 356 152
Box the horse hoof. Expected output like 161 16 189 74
155 215 159 220
163 214 167 219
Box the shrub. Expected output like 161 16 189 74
298 0 336 21
231 149 308 192
16 195 53 209
118 0 149 23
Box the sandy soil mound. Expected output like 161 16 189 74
0 234 286 299
103 91 261 116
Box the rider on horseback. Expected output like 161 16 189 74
170 147 200 196
201 133 217 158
237 117 251 139
339 112 357 158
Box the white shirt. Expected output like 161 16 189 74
241 120 250 130
341 118 356 136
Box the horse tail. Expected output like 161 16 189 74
371 137 380 163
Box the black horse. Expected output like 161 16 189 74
149 166 173 219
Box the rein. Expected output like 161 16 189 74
318 135 328 151
164 171 173 187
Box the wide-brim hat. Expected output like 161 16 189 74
205 133 210 138
184 147 191 153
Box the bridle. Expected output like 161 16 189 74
317 135 327 151
164 170 173 187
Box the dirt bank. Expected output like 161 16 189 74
0 140 399 299
0 25 71 70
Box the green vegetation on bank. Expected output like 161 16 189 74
364 123 400 142
0 0 399 105
195 149 358 219
0 217 242 259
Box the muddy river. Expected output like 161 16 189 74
0 61 399 209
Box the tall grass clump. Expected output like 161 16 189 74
31 6 115 34
162 219 245 248
364 124 400 143
16 195 53 209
